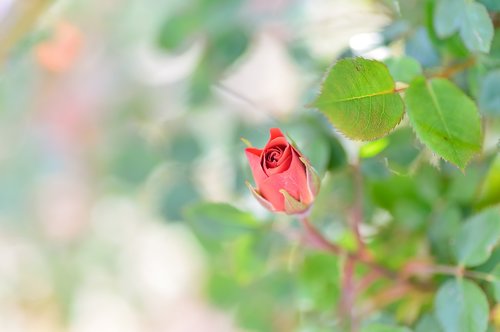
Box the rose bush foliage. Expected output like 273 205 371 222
176 0 500 331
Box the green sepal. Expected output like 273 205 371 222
280 189 309 215
300 157 321 197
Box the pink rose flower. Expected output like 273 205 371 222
245 128 320 215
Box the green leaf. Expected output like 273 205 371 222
434 0 463 39
490 264 500 303
429 205 462 262
460 2 494 53
416 314 443 332
435 279 489 332
298 252 340 311
453 207 500 267
157 11 200 51
360 138 390 158
205 27 249 72
109 132 162 185
313 58 405 141
433 0 494 53
384 56 423 84
160 176 200 221
479 0 500 11
479 70 500 116
405 27 440 68
184 202 261 242
476 155 500 208
361 324 412 332
405 77 482 169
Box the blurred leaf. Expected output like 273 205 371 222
289 116 347 173
327 133 348 171
370 175 426 212
384 56 423 84
476 155 500 208
415 314 443 332
237 271 296 332
109 133 162 185
189 63 213 105
360 138 390 158
168 133 202 163
479 70 500 116
380 128 421 170
393 199 428 231
467 63 488 98
232 235 268 282
361 158 391 179
205 27 249 72
428 205 462 262
485 29 500 67
405 27 440 68
435 278 489 332
453 207 500 267
313 58 404 140
478 0 500 10
157 10 200 51
434 0 493 53
207 272 243 308
160 175 200 221
446 165 482 204
490 264 500 303
184 202 261 242
298 252 340 311
189 27 249 105
198 0 245 35
405 77 482 169
361 324 412 332
381 21 412 44
433 0 463 39
414 166 443 205
460 2 494 53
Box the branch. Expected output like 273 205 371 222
411 263 496 282
350 163 365 253
299 217 397 280
339 257 356 331
429 57 477 79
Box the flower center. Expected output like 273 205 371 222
265 145 285 168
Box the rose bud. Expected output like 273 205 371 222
244 128 320 215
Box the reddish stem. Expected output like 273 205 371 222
299 217 398 280
339 258 357 331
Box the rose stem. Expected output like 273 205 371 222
299 216 398 280
338 161 366 330
421 264 496 282
339 257 356 331
430 56 476 79
393 57 477 94
351 162 367 254
298 217 432 288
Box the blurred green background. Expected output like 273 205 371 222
0 0 499 331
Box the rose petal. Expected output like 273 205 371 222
265 150 292 175
264 136 288 149
259 149 308 211
246 181 277 212
263 141 292 175
269 128 285 140
245 147 267 185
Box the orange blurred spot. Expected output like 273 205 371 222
35 21 83 73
